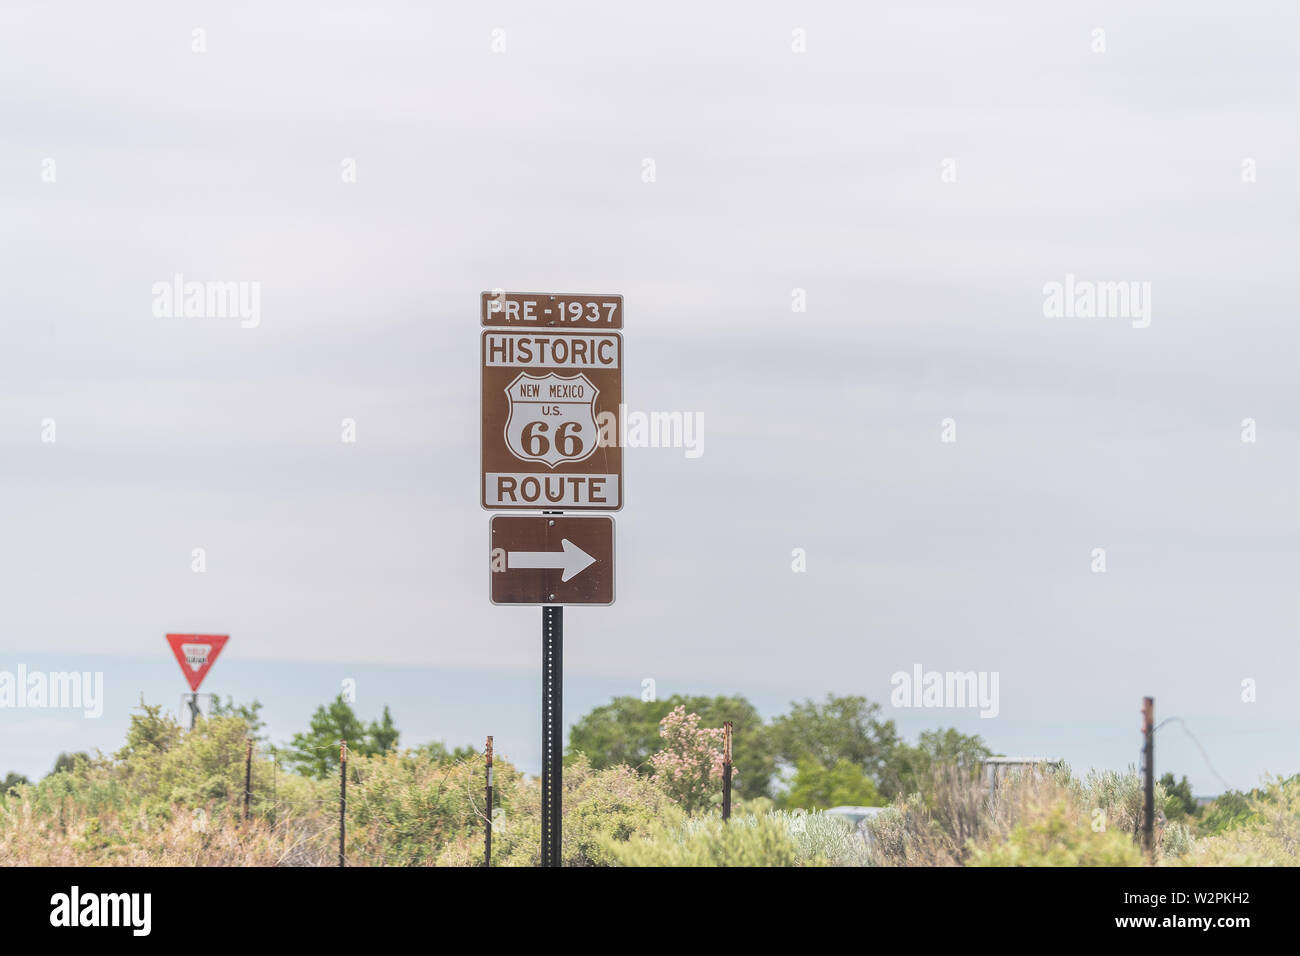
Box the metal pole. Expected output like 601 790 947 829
243 738 252 823
1141 697 1154 857
485 735 494 867
722 721 733 821
339 739 347 868
541 606 563 867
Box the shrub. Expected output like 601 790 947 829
1175 776 1300 866
865 764 1155 867
649 706 726 813
603 812 798 867
768 809 870 866
967 804 1144 866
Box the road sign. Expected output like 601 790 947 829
490 515 614 605
166 634 229 691
481 325 623 510
481 291 623 329
480 291 624 868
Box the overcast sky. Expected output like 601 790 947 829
2 1 1299 793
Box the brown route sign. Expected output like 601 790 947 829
489 515 615 605
480 300 623 511
481 291 623 329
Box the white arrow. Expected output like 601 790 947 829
508 538 598 583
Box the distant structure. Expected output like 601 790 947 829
980 756 1065 790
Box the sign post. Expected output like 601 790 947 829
541 600 563 867
481 292 623 868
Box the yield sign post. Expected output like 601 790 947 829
166 634 229 692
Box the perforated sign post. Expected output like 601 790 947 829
481 291 622 868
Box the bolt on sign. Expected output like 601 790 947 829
166 633 228 692
490 515 614 605
481 296 623 511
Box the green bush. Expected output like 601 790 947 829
967 805 1145 866
768 809 870 866
347 749 525 866
1175 776 1300 865
603 812 798 867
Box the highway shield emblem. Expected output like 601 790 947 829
503 372 601 468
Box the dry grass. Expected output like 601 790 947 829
865 764 1160 866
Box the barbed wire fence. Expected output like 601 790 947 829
221 736 505 867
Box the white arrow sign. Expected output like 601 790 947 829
507 538 597 582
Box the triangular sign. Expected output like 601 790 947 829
166 634 229 691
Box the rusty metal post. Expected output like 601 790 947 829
722 721 733 821
485 735 494 867
243 738 252 823
339 739 347 868
1141 697 1154 857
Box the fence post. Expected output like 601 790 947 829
722 721 733 821
339 739 347 868
1141 697 1154 858
485 735 494 867
243 738 252 823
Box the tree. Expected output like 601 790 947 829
568 694 774 799
883 728 991 799
50 752 90 775
115 699 182 760
1160 773 1199 822
413 741 479 764
211 696 267 740
1199 790 1255 835
284 695 400 778
369 706 399 753
768 694 900 790
2 772 30 795
781 758 885 810
649 706 727 812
